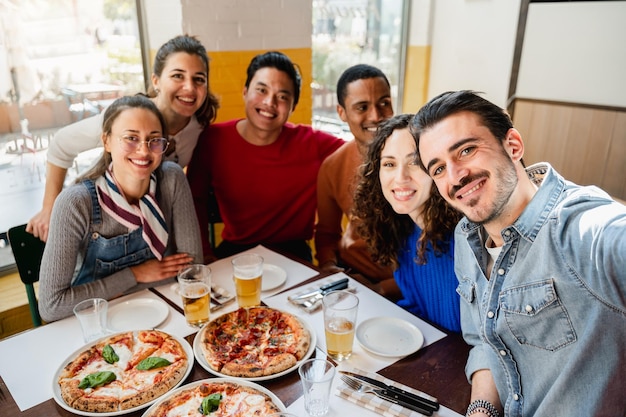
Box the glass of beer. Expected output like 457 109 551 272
178 264 211 327
322 290 358 361
232 253 263 308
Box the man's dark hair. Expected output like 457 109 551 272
244 51 302 107
411 90 514 153
336 64 390 108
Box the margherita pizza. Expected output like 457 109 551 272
198 307 311 378
144 380 282 417
57 329 188 413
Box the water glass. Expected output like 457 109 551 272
298 358 335 416
74 298 108 343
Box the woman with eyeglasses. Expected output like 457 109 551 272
27 34 219 242
38 95 202 322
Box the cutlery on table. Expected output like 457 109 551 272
288 278 349 303
340 375 434 416
340 371 440 412
210 297 234 313
210 284 235 313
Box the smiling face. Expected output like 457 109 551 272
379 128 433 223
418 111 521 225
104 107 164 188
242 67 295 136
337 77 393 149
152 52 208 122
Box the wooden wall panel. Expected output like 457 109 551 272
512 99 626 201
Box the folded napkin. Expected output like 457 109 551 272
336 368 438 417
287 277 357 313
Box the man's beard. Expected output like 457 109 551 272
454 158 518 225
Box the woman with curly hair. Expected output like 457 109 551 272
353 113 462 332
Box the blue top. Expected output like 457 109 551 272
394 225 461 333
457 163 626 417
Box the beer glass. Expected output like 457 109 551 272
322 290 358 361
178 264 211 327
232 253 263 308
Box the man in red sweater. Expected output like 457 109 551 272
314 64 398 296
187 51 343 263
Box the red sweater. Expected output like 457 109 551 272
187 119 344 258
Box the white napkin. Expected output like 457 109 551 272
264 273 447 374
286 367 464 417
336 368 438 417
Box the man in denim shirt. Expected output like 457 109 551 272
412 90 626 417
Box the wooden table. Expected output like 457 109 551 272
0 276 471 416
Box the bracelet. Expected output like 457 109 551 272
466 399 501 417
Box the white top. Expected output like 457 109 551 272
46 113 203 168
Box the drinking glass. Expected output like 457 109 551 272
178 264 211 327
298 358 335 416
322 290 359 361
74 298 108 343
232 253 263 308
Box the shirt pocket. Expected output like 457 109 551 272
457 277 475 305
500 279 576 351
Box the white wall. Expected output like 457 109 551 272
408 0 433 45
517 1 626 107
142 0 183 51
181 0 312 52
426 0 521 108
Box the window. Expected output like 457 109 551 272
311 0 406 138
0 0 144 267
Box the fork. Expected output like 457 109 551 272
340 375 434 416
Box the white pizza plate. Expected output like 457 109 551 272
141 377 286 416
52 330 194 417
356 316 424 357
262 264 287 291
193 309 317 381
107 298 169 332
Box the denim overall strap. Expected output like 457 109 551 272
72 180 154 286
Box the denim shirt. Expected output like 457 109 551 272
456 163 626 417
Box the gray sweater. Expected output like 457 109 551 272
39 162 202 322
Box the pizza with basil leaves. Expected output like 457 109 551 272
58 330 188 413
144 380 282 417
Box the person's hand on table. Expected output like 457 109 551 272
131 253 195 283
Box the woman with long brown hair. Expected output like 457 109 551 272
353 113 462 332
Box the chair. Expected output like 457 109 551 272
7 224 46 327
207 188 222 249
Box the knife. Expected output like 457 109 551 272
288 278 350 301
373 390 434 416
340 371 440 411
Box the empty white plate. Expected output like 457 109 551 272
107 298 169 332
262 264 287 291
356 316 424 357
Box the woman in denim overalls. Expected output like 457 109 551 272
38 96 202 322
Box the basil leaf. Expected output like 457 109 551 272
136 357 171 370
78 371 116 389
102 344 119 364
198 393 222 415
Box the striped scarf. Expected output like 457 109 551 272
95 166 169 260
